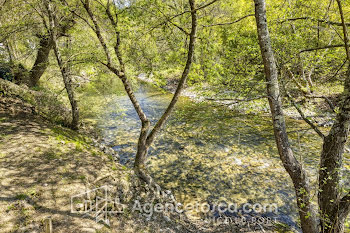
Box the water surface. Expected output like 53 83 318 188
94 83 349 230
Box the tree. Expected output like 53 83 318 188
28 1 75 87
28 20 73 87
43 0 79 130
76 0 203 187
0 0 75 87
254 0 350 232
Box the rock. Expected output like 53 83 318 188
75 203 84 211
165 190 171 195
91 138 97 145
113 154 120 162
259 163 270 169
195 141 205 146
234 158 243 166
163 215 171 222
108 148 115 155
318 120 334 127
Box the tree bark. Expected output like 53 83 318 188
29 34 54 87
28 10 74 87
45 0 79 130
253 0 319 232
5 40 14 63
318 1 350 232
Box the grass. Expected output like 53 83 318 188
15 194 28 200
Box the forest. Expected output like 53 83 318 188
0 0 349 232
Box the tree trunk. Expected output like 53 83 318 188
319 90 350 231
45 0 79 130
318 2 350 232
52 39 79 131
29 34 54 87
5 40 14 63
28 12 74 87
253 0 319 232
82 0 198 175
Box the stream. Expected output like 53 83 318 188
93 83 349 231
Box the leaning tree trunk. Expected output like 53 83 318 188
253 0 319 232
29 34 54 87
45 0 79 130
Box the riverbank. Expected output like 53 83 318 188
0 79 282 232
137 73 336 126
0 80 186 232
0 96 178 232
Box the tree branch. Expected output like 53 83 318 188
194 0 219 12
286 92 325 138
202 14 254 27
146 0 198 147
82 0 112 66
337 0 350 61
157 7 190 35
318 2 350 231
306 95 335 112
147 0 219 33
280 17 350 27
83 0 148 124
300 44 345 53
254 1 319 231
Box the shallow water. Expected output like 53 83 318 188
94 83 349 231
